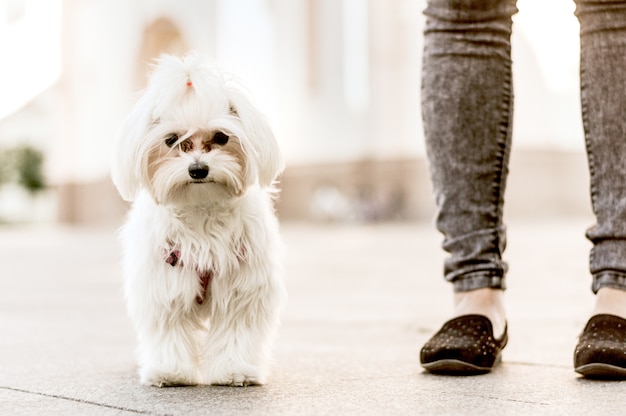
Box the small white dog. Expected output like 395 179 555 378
111 53 286 387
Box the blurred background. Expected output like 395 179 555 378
0 0 592 225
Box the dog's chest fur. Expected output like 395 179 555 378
161 202 251 279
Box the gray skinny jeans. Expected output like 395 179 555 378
422 0 626 293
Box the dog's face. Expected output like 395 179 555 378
143 102 248 205
112 53 284 205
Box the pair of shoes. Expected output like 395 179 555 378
420 314 508 375
574 314 626 379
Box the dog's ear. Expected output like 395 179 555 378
111 93 153 202
112 54 192 201
227 89 284 188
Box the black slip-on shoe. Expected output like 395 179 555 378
420 314 508 375
574 314 626 379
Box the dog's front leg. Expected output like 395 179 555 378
204 272 284 386
128 293 203 387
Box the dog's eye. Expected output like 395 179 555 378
164 134 178 148
213 131 229 146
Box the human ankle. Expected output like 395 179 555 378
454 288 506 338
592 287 626 320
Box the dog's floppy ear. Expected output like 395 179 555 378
111 92 153 202
112 54 192 201
227 89 284 188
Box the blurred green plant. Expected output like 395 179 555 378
0 148 10 186
0 145 46 194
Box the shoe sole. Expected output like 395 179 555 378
575 363 626 379
422 355 501 375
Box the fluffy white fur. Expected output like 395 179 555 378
111 53 286 387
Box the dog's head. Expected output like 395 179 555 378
111 53 284 205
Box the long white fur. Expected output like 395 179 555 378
111 53 286 387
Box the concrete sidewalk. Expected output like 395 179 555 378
0 219 624 415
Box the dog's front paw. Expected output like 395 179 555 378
207 362 265 387
140 368 198 388
211 373 263 387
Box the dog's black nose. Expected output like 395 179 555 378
188 162 209 180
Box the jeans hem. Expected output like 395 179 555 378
592 272 626 293
452 272 506 293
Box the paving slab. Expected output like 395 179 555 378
0 219 624 415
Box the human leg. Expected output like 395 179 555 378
419 0 518 373
574 0 626 378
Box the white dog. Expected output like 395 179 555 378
111 53 286 387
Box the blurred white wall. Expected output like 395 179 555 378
512 0 583 151
0 0 589 223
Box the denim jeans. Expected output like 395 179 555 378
422 0 626 293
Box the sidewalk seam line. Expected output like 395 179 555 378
0 385 170 416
